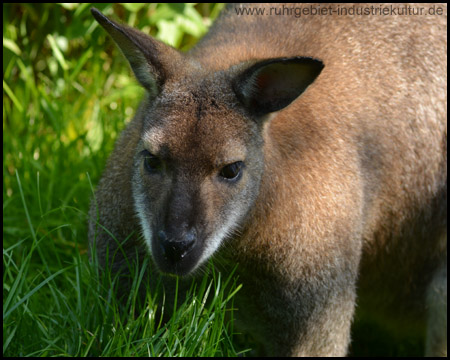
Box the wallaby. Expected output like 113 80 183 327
89 4 447 356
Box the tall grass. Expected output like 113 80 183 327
3 3 247 356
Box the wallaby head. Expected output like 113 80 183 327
91 8 323 276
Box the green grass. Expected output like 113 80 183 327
3 3 246 357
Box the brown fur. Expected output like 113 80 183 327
89 4 447 356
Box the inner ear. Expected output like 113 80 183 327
233 57 324 117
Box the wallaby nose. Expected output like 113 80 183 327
158 229 196 263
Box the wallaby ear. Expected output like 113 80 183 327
233 57 324 117
91 8 181 97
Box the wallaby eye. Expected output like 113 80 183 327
142 150 163 174
219 161 244 181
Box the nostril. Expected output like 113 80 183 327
158 228 196 263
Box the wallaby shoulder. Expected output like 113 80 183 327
191 4 446 73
